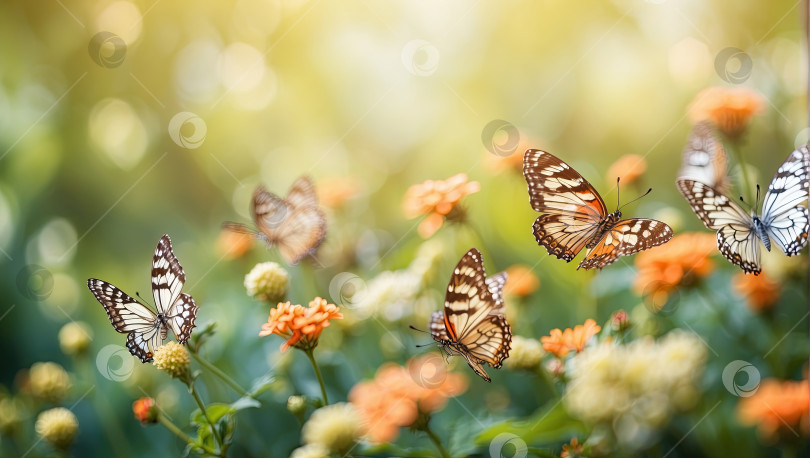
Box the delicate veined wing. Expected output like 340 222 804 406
677 179 761 274
532 213 602 261
166 293 199 344
429 249 512 382
87 279 161 362
523 149 608 218
272 206 327 264
152 235 186 315
577 219 673 270
253 186 291 234
678 122 730 193
284 176 319 210
87 279 157 332
761 147 810 255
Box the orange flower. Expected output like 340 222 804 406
348 355 468 443
561 438 583 458
504 264 540 297
403 173 480 238
732 271 781 312
216 229 254 259
259 298 343 352
541 319 601 358
606 154 646 186
633 232 716 306
317 177 359 209
738 378 809 441
132 398 158 425
688 86 764 138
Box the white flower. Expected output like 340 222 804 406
504 336 544 371
357 270 421 320
244 262 289 302
301 403 363 454
36 408 78 450
289 444 330 458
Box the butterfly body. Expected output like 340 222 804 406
751 215 771 251
427 249 511 382
523 149 673 270
88 235 199 362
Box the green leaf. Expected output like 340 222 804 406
248 374 276 397
231 396 261 411
191 403 235 426
475 401 587 446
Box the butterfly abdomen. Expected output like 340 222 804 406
753 217 771 252
586 211 622 249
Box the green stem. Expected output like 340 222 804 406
158 415 217 456
423 422 450 458
189 382 224 453
189 350 250 398
304 348 329 405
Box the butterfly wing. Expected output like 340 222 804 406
284 176 319 210
87 278 160 362
678 122 730 193
152 235 186 315
577 219 673 270
485 271 507 314
677 179 761 274
761 147 810 255
523 149 608 261
273 206 327 264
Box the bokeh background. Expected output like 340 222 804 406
1 0 809 456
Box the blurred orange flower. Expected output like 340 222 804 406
259 298 343 352
732 271 781 312
688 86 764 138
504 265 540 297
317 177 359 209
541 319 601 358
606 154 647 186
348 355 468 443
738 378 809 440
633 232 716 305
216 229 254 259
132 397 158 425
403 173 480 238
561 438 583 458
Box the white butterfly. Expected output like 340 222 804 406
678 121 730 194
87 234 199 362
677 147 810 275
224 176 327 265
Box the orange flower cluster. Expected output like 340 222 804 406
541 319 601 358
688 86 764 138
732 272 781 312
738 378 809 440
216 229 254 260
633 232 716 305
259 297 343 352
561 438 583 458
317 177 359 209
132 397 159 425
606 154 647 186
403 173 480 238
504 264 540 297
348 355 468 443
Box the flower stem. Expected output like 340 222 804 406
423 421 450 458
304 348 329 405
189 349 250 398
189 381 224 453
158 415 217 456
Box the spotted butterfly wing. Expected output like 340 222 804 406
87 235 199 362
225 176 326 265
678 122 730 193
523 150 673 270
429 249 511 382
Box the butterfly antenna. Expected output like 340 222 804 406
135 291 152 306
615 177 621 212
618 188 653 211
755 184 761 209
409 325 429 334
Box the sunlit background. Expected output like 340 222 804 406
1 0 809 456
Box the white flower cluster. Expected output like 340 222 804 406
565 330 707 450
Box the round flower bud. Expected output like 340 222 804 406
28 362 71 403
245 262 289 303
132 397 159 425
58 322 92 356
152 342 191 381
301 403 363 454
35 407 78 450
504 336 544 371
287 395 307 416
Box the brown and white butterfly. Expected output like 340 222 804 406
678 121 730 194
428 248 511 382
224 176 326 265
677 147 810 275
523 149 673 270
87 235 199 363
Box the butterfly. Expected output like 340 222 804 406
428 248 511 382
676 146 810 275
678 121 730 194
87 234 199 363
224 176 326 265
522 149 674 270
